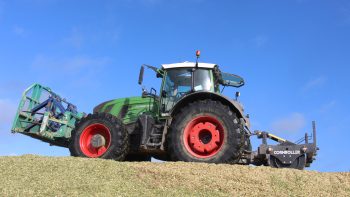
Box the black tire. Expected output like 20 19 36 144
244 134 252 152
269 155 306 170
125 154 152 162
167 100 246 163
69 112 129 160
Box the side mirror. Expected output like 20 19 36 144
138 66 144 85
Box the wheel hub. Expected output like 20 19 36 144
183 116 225 158
91 134 106 148
79 123 111 158
189 122 220 153
198 130 212 144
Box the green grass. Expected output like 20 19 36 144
0 155 349 197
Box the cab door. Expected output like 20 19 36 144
159 68 192 115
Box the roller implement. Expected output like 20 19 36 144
11 51 318 169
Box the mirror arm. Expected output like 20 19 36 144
138 66 145 85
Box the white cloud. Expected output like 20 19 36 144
271 113 306 133
0 99 17 132
252 35 268 48
302 76 326 91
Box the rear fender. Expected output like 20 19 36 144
170 92 250 128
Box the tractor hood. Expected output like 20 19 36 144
93 96 158 125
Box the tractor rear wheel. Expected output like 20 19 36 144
269 155 306 170
69 113 129 160
167 100 246 163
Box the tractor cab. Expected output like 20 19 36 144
160 62 216 112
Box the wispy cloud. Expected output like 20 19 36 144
63 27 84 49
0 0 4 20
251 35 269 48
339 2 350 25
0 81 27 98
0 99 17 133
13 25 25 37
142 0 162 4
319 100 337 113
31 55 111 88
32 55 110 74
23 0 59 6
302 76 326 91
271 112 306 133
62 26 121 49
124 0 163 5
295 0 309 3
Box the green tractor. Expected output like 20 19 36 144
12 51 318 169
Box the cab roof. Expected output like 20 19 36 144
161 61 217 69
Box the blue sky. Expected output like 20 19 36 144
0 0 349 172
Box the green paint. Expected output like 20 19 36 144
95 96 158 125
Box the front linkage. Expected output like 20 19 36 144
11 83 85 147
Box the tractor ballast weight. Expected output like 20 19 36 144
11 54 318 169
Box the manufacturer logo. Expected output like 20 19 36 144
273 150 300 155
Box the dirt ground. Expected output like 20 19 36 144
0 155 349 196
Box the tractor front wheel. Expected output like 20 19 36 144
69 113 129 160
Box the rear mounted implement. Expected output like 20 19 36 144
250 121 318 169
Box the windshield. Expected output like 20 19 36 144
162 68 213 112
194 69 213 91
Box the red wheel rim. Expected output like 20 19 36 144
183 115 225 158
79 123 111 158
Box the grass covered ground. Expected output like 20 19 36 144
0 155 349 196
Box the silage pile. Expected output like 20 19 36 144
0 155 349 196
